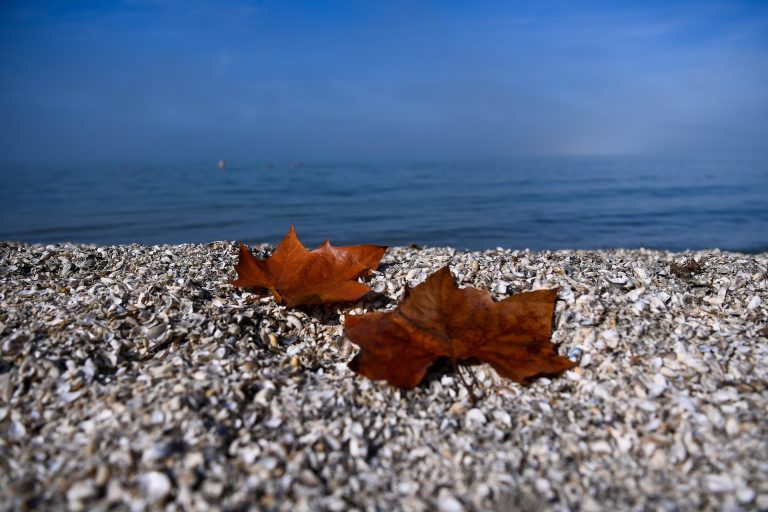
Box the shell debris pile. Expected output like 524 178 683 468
1 241 767 510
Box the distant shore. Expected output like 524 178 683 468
1 241 767 510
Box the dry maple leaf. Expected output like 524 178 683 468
346 266 575 389
230 225 387 307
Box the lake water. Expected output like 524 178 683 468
1 156 767 252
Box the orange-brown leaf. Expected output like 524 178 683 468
346 266 575 388
230 226 387 307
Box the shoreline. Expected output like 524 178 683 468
1 241 767 510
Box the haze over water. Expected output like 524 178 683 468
2 1 767 251
1 156 766 252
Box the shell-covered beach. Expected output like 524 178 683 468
1 241 767 511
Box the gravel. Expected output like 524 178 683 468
1 240 767 511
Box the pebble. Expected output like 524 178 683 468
646 374 668 398
437 492 464 512
67 481 96 503
465 408 487 426
590 440 612 454
138 471 172 502
737 487 755 504
704 474 736 493
491 410 512 427
600 329 620 349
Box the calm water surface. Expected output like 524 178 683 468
1 157 766 252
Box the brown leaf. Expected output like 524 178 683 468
230 226 387 307
670 257 702 279
346 266 575 389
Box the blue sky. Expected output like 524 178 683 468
1 0 766 162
